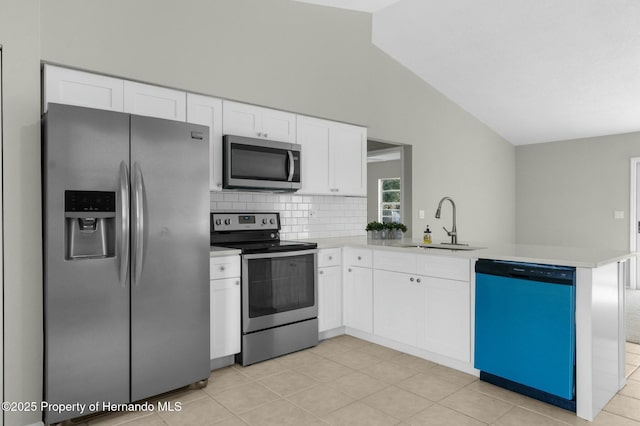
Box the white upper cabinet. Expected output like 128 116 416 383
222 100 296 143
43 64 124 112
296 115 332 194
123 81 186 121
187 94 223 191
297 115 367 196
331 122 367 196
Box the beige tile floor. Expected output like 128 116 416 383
78 337 640 426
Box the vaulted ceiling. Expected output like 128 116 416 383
293 0 640 145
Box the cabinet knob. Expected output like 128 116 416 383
263 132 268 137
319 270 324 275
357 256 362 260
416 278 421 283
235 280 240 285
220 266 225 271
328 256 332 260
410 277 414 282
257 132 263 137
348 268 352 272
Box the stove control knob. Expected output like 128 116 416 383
270 219 276 224
270 233 276 239
215 219 222 226
224 219 231 225
262 218 268 224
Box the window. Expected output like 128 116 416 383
378 178 401 223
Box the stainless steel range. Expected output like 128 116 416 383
210 212 318 365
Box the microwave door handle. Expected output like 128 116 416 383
287 150 294 182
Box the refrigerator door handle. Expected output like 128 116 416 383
119 162 130 287
132 162 146 286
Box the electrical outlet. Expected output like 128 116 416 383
614 210 625 219
419 210 425 219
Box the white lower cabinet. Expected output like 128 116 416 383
210 256 241 360
318 248 343 332
369 249 471 363
344 266 373 333
373 269 425 347
423 276 470 362
318 265 343 332
210 277 241 359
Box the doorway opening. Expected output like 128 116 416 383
367 140 412 234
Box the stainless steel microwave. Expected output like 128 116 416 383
223 135 302 192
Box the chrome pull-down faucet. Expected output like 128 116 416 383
435 196 457 245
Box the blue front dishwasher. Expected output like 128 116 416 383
475 259 576 411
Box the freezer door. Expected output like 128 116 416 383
43 104 130 424
130 115 210 401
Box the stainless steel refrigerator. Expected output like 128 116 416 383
42 103 210 424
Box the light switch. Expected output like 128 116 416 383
614 210 625 219
419 210 425 219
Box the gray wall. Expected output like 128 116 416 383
39 0 515 244
0 1 515 423
367 160 402 222
0 1 42 425
516 131 640 250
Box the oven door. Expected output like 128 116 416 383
241 249 317 333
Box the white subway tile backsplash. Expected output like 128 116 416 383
210 190 367 240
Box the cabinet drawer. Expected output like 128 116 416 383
318 248 341 268
210 256 241 279
374 250 417 274
416 255 469 281
344 248 372 268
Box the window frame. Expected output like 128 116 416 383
378 177 401 223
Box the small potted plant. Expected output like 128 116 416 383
365 221 384 240
393 222 408 239
383 222 405 239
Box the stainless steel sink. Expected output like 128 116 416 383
398 243 484 252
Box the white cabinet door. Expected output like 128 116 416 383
373 269 425 347
423 277 470 362
296 115 367 196
124 81 186 121
297 115 332 195
43 64 124 112
318 265 343 332
222 100 296 143
331 122 367 196
187 94 223 191
343 266 373 333
261 107 297 143
210 277 241 359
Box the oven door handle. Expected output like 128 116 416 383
242 248 318 260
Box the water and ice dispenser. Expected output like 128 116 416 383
65 190 116 260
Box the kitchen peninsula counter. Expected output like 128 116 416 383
305 236 633 268
306 235 632 421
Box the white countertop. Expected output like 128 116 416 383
209 246 241 257
303 236 634 268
